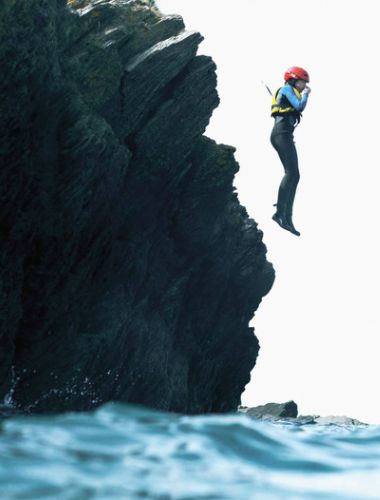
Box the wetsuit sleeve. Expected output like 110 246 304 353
279 85 309 111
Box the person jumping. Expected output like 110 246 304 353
270 66 311 236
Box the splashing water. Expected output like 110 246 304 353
0 403 379 499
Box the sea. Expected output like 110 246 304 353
0 402 380 500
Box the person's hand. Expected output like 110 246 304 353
304 85 311 94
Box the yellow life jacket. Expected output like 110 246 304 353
271 86 302 117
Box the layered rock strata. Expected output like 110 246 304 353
0 0 274 412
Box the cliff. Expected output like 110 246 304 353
0 0 274 413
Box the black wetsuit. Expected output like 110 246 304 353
270 113 300 217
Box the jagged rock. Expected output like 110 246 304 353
243 403 368 425
0 0 274 413
313 416 367 426
246 401 298 419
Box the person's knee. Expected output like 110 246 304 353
288 169 300 185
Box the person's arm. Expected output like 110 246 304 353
280 85 310 111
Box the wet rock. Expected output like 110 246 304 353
313 415 367 426
0 0 274 413
246 401 298 419
243 403 368 426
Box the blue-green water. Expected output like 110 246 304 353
1 403 380 499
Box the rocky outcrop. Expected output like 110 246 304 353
245 401 298 419
242 403 368 425
310 415 367 426
0 0 274 413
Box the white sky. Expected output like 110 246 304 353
156 0 380 424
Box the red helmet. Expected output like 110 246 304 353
284 66 310 82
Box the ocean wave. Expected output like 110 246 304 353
0 403 380 499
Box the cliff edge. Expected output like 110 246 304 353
0 0 274 413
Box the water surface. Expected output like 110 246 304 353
0 403 379 499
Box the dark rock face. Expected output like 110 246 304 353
0 0 274 413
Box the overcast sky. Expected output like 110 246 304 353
156 0 380 424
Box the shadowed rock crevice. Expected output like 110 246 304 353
0 0 275 413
